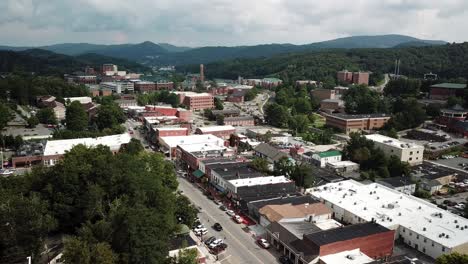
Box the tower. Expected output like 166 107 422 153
200 64 205 82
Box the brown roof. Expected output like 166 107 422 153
259 203 331 222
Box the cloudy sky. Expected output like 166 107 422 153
1 0 467 47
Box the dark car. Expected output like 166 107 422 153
213 223 223 231
219 205 227 211
210 243 228 254
204 236 216 245
279 255 293 264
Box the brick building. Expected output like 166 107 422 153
337 70 370 85
311 89 336 102
134 81 156 93
175 92 214 111
430 83 466 100
195 125 236 139
223 116 255 126
323 113 391 134
155 127 189 138
156 81 174 90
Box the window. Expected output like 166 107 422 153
416 235 419 239
410 232 412 236
442 247 445 252
403 228 406 233
432 242 434 247
423 248 426 253
424 238 427 243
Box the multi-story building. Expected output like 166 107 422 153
365 134 424 165
102 64 118 74
195 125 236 139
323 113 391 134
430 83 467 100
311 89 336 102
67 75 97 85
223 116 255 126
158 134 225 159
155 127 189 138
309 180 468 259
174 92 214 111
224 175 296 200
310 150 342 168
100 81 134 94
337 70 370 85
134 81 156 93
156 81 174 90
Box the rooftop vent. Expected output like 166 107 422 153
456 225 459 228
455 220 458 223
398 212 402 216
446 235 450 238
423 227 426 231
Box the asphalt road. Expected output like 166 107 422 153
176 175 279 264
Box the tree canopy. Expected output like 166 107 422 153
65 101 88 131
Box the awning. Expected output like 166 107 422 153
192 170 205 178
214 184 226 193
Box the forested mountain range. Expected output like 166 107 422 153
0 34 446 66
0 49 150 75
177 42 468 84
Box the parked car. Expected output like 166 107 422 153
226 210 235 216
208 239 224 249
233 215 243 224
219 205 227 211
194 229 208 236
279 255 294 264
214 200 222 205
210 243 228 254
213 223 223 231
204 236 217 245
257 238 270 249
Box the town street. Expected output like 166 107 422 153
176 175 280 264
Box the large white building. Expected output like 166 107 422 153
42 133 132 166
100 81 134 94
158 134 225 158
365 134 424 165
308 180 468 259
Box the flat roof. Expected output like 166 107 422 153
197 125 235 133
224 116 255 121
430 83 466 89
178 142 226 153
229 175 290 187
320 249 374 264
173 91 212 97
160 134 224 148
309 180 468 248
378 177 414 188
210 162 264 180
43 133 131 156
365 134 424 150
326 113 390 120
156 127 188 131
305 222 391 246
327 161 359 168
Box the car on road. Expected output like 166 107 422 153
279 255 294 264
226 210 235 216
219 205 227 211
257 238 270 249
214 200 222 205
208 239 224 249
233 215 243 224
194 229 208 236
213 223 223 231
204 236 217 245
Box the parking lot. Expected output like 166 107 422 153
3 124 53 139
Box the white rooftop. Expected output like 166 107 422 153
160 134 224 148
156 127 188 131
320 249 373 264
64 96 92 104
365 134 424 150
327 160 359 168
229 175 291 187
179 142 227 153
197 125 236 133
309 180 468 248
173 91 212 97
43 133 131 156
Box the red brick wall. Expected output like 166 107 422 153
317 230 394 259
157 129 189 138
177 110 192 122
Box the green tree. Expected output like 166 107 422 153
289 115 311 134
251 157 270 174
290 164 316 188
62 238 91 264
65 101 88 131
124 138 144 155
174 194 198 228
265 103 290 128
446 96 464 108
36 108 57 125
0 103 12 130
216 114 225 125
273 157 294 176
27 115 40 128
387 156 410 177
436 252 468 264
94 103 126 131
214 97 224 110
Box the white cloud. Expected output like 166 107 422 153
0 0 467 46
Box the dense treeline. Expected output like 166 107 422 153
0 49 150 76
0 75 89 105
0 143 197 264
180 42 468 85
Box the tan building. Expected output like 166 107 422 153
259 202 332 227
174 92 214 111
324 113 390 134
311 89 336 102
365 134 424 165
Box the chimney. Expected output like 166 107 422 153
200 64 205 82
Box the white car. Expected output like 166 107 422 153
233 215 243 224
226 210 235 216
209 239 224 249
194 229 208 236
257 238 271 249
